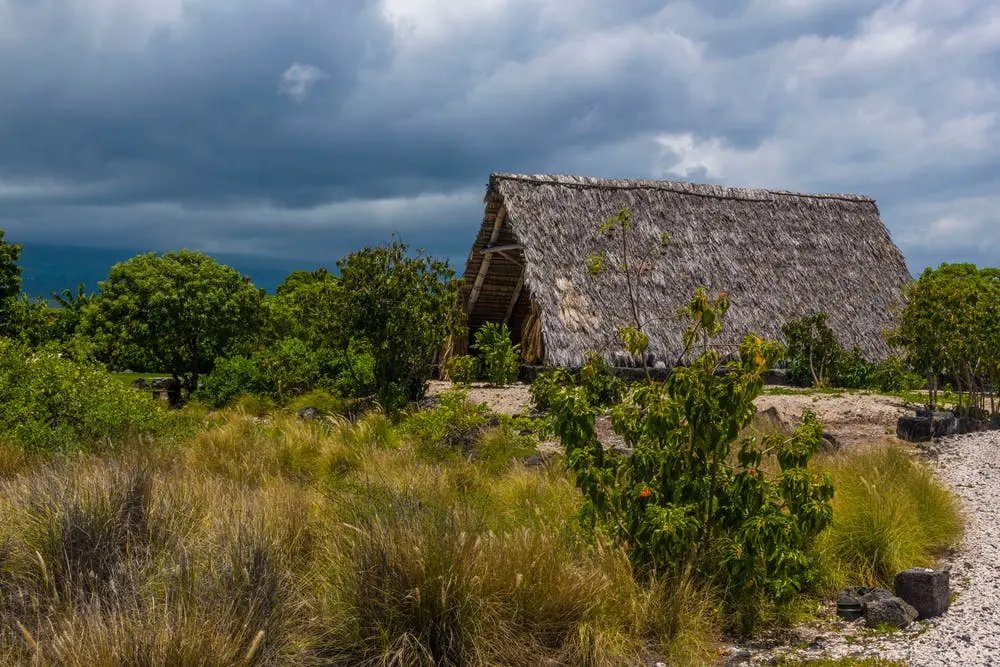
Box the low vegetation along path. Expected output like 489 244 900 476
759 431 1000 665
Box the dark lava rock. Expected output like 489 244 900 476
131 378 150 390
895 567 950 619
915 410 958 437
150 377 173 391
839 586 894 606
297 406 320 421
897 415 932 442
864 596 918 628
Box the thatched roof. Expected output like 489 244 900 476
459 173 911 367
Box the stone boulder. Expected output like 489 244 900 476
839 586 894 606
821 431 841 453
150 377 174 391
296 406 320 421
897 416 932 442
897 410 956 442
864 596 919 629
894 568 950 619
916 410 958 437
130 378 150 390
838 587 918 628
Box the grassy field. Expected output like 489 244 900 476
112 371 170 386
0 394 963 666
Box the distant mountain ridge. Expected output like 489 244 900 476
19 244 308 299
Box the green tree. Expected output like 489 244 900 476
83 250 264 401
890 263 1000 413
265 267 340 348
585 208 671 374
331 241 460 410
49 282 93 342
0 229 24 333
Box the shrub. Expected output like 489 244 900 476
529 367 573 412
333 241 461 410
444 354 479 385
834 346 874 389
870 355 925 393
579 352 623 407
285 389 349 417
201 355 260 407
550 290 834 633
473 322 520 386
253 337 319 402
470 424 537 475
530 357 621 413
0 340 165 452
782 313 842 388
402 389 491 461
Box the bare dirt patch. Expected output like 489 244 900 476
756 390 916 449
427 381 917 450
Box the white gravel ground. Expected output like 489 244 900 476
742 431 1000 665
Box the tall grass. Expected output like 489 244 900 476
813 444 963 588
0 393 964 666
0 407 721 666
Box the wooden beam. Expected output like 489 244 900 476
503 268 525 324
496 250 523 266
482 243 522 254
467 205 505 312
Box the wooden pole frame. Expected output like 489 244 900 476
466 205 505 313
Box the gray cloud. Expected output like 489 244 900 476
279 63 329 103
0 0 999 281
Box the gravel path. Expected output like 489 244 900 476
742 431 1000 665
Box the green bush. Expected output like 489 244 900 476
579 352 623 407
529 368 572 412
444 354 479 385
402 389 492 461
285 389 349 416
333 242 461 411
870 355 925 393
201 355 260 407
253 337 319 402
0 340 165 451
834 346 874 389
529 357 621 412
473 322 520 386
782 313 842 388
550 291 834 633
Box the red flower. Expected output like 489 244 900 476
639 488 652 498
720 291 728 299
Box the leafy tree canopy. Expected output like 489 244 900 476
332 241 460 409
0 229 24 330
889 263 1000 412
83 250 264 398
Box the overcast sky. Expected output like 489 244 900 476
1 0 998 277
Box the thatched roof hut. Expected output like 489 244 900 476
458 173 911 368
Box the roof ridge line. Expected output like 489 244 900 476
491 173 876 205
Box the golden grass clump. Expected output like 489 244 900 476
813 444 963 589
0 407 725 667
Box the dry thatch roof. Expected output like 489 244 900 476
459 173 911 368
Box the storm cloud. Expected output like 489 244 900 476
1 0 999 278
